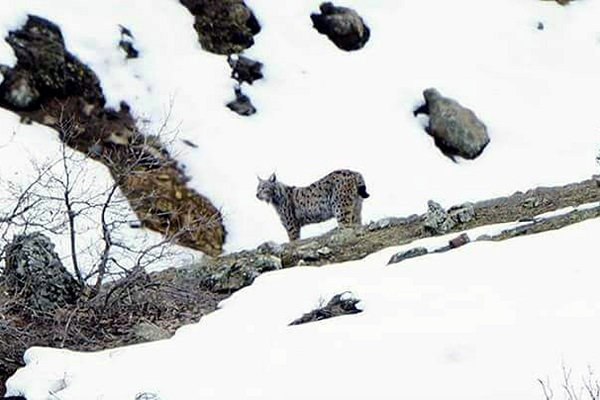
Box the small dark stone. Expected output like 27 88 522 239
226 87 256 116
119 39 139 59
289 292 362 325
448 233 470 249
228 55 263 84
537 22 545 30
388 247 428 265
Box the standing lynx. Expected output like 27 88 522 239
256 169 370 241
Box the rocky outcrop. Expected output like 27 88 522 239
186 176 600 293
414 88 490 160
289 292 362 325
2 233 81 312
310 2 370 51
179 0 261 55
423 200 474 234
0 15 226 256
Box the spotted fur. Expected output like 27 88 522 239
256 169 369 241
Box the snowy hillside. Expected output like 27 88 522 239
7 218 600 400
1 0 599 260
1 0 600 398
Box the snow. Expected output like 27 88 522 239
7 217 600 400
1 0 600 398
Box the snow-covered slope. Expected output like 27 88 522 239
1 0 600 398
7 217 600 400
1 0 599 259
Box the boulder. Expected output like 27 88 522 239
424 200 455 234
2 233 81 312
196 252 282 293
0 15 105 110
423 200 476 234
179 0 261 55
415 88 490 160
310 2 370 51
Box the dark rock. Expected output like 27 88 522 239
118 25 139 59
119 40 139 59
0 70 40 110
0 15 105 110
310 2 370 51
416 88 490 160
179 0 261 55
448 233 470 248
289 292 362 325
226 86 256 116
2 233 81 312
228 54 263 84
388 247 428 265
537 22 545 30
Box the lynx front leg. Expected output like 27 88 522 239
286 224 301 241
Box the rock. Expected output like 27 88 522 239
310 2 370 51
448 233 470 249
448 202 475 224
2 233 81 312
423 200 455 234
198 253 282 292
133 322 171 342
289 292 362 325
226 87 256 116
415 88 490 160
179 0 261 55
388 247 428 265
0 15 105 110
256 241 284 256
0 71 40 110
228 54 263 84
317 246 333 257
118 25 139 59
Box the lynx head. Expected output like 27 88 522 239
256 173 280 203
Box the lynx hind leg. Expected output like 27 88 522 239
352 198 363 225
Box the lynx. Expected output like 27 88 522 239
256 169 369 241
